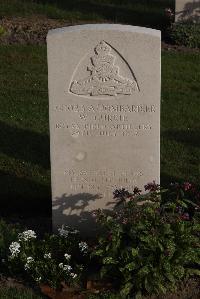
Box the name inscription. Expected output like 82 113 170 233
54 103 155 137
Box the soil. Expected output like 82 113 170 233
0 276 199 299
0 16 200 52
143 278 200 299
0 275 26 290
0 16 69 45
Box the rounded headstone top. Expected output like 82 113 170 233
47 24 161 40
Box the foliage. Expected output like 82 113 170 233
92 183 200 298
168 23 200 48
7 225 89 289
0 25 6 36
0 219 21 273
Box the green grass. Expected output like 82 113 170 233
0 45 50 215
0 286 44 299
0 0 174 29
161 51 200 185
0 45 200 215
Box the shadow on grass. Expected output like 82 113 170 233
161 128 200 185
0 120 50 169
161 172 182 187
35 0 174 29
0 120 51 217
0 170 51 216
163 128 200 148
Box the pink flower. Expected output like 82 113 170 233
180 213 190 221
122 218 128 225
182 182 192 191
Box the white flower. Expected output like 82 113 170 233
63 265 72 272
18 230 36 242
71 229 79 234
9 242 21 258
24 256 34 270
58 226 69 238
35 276 42 282
71 273 77 279
58 225 79 237
59 263 72 272
27 257 34 263
79 241 88 252
64 253 71 260
44 253 51 259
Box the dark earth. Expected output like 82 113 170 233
0 16 200 54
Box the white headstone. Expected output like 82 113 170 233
175 0 200 22
47 24 161 234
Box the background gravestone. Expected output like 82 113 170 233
47 24 161 234
175 0 200 22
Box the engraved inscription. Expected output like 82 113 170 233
54 103 155 138
64 169 143 194
70 41 139 97
55 104 156 113
55 122 152 137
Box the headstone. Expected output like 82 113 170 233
175 0 200 22
47 24 161 234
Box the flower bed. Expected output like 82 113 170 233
0 182 199 298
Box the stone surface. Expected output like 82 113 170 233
175 0 200 22
47 24 161 234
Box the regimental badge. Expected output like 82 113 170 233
70 41 139 97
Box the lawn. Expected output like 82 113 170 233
0 286 44 299
0 45 200 217
0 45 50 216
161 50 200 185
0 0 174 29
0 3 199 299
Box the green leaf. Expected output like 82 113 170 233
158 241 164 252
138 265 150 277
184 198 200 208
135 291 142 299
93 249 104 256
103 257 117 265
100 266 108 278
144 277 152 293
125 262 136 271
187 269 200 276
120 282 133 297
177 200 188 208
158 283 167 294
131 248 139 257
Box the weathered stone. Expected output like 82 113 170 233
47 24 161 234
175 0 200 23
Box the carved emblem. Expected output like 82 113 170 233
70 41 139 97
